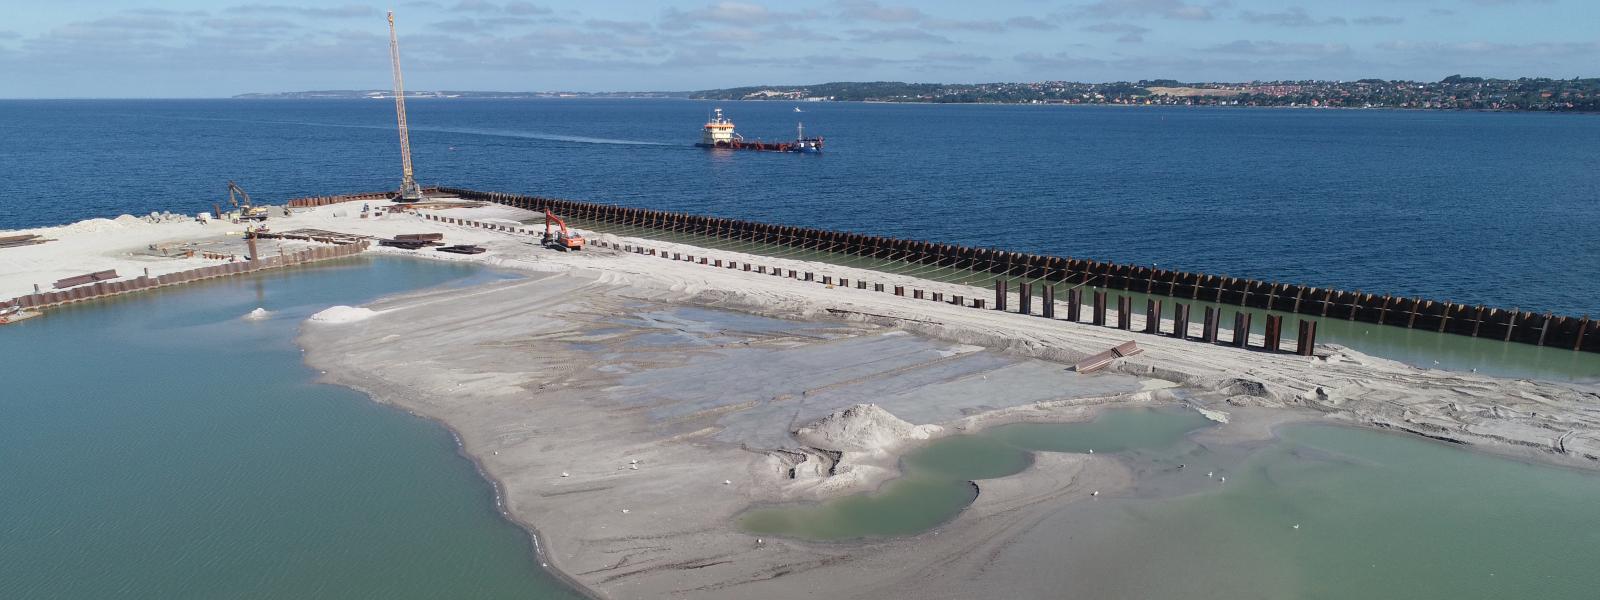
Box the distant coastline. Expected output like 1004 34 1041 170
240 76 1600 112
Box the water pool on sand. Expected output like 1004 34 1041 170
747 403 1600 598
1030 423 1600 599
0 257 581 599
739 407 1213 540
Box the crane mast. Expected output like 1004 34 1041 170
387 11 423 202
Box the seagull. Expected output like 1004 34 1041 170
1292 524 1300 529
1091 490 1099 496
1207 471 1214 478
621 509 630 514
630 464 639 470
1088 449 1094 454
1219 476 1227 483
560 472 570 478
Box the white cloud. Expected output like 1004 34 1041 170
1206 40 1351 56
1077 0 1214 21
1239 7 1346 27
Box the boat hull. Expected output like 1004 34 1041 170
696 139 823 153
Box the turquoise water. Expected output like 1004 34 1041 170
1058 424 1600 599
739 407 1212 540
741 407 1600 599
0 258 581 599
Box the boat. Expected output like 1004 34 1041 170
696 108 823 153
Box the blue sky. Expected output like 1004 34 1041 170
1 0 1594 97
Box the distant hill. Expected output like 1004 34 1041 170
241 77 1600 111
686 77 1600 111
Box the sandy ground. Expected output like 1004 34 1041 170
12 200 1600 598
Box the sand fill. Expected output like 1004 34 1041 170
308 305 378 324
794 404 943 453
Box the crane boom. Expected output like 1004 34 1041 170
388 11 423 202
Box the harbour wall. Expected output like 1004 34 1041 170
1 242 370 313
435 187 1595 354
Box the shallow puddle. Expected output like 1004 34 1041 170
739 407 1212 540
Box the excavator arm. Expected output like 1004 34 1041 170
542 210 585 251
227 181 252 211
227 181 268 222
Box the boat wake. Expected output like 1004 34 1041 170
142 114 669 146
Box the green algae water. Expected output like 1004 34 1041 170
739 407 1213 540
0 258 580 599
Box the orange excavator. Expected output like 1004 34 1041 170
542 209 585 251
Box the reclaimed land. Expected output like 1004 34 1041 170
8 196 1600 598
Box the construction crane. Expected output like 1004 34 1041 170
227 181 268 222
387 11 424 203
542 210 585 251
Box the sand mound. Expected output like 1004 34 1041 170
308 305 379 324
113 214 148 227
242 307 272 321
57 218 125 234
794 404 943 453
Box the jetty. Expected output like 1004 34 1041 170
4 186 1592 356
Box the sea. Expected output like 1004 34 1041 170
1 99 1596 316
4 99 1600 599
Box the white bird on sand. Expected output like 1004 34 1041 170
1088 449 1094 454
621 509 630 514
1091 491 1099 496
560 472 570 478
630 464 639 470
723 480 732 485
629 459 638 465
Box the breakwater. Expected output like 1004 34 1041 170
0 242 369 312
428 188 1593 354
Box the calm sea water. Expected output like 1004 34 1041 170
1 99 1596 316
0 258 581 599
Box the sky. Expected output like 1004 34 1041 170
0 0 1594 97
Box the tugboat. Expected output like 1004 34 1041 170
696 108 823 153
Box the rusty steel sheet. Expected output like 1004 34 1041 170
1075 341 1143 374
395 233 445 242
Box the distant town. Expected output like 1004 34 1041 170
241 76 1600 112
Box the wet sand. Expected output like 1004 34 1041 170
298 272 1177 598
